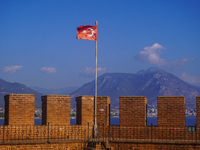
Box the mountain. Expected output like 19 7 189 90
31 86 78 95
0 78 43 108
71 68 200 108
1 67 199 109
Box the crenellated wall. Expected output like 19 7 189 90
96 96 110 126
2 94 200 150
120 96 147 126
157 96 185 127
4 94 35 125
76 96 94 126
197 96 200 127
76 96 110 126
41 95 70 125
3 94 200 127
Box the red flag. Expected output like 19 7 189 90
77 25 97 41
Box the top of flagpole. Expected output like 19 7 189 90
95 21 98 26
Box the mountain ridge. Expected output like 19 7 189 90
0 78 43 108
71 68 200 108
0 67 199 109
31 86 78 95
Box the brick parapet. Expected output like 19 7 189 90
76 96 94 126
76 96 110 126
1 125 200 149
4 94 35 125
3 94 200 130
157 96 185 127
2 94 200 149
1 142 200 150
42 95 70 125
0 143 85 149
97 96 110 126
119 96 147 126
197 97 200 127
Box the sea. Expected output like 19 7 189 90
0 116 196 126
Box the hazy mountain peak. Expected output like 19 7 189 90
1 67 200 109
71 68 200 108
0 78 42 108
137 67 165 74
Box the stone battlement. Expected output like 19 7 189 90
1 94 200 150
3 94 200 127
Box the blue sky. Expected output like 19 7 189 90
0 0 200 89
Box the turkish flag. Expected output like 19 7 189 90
77 25 97 41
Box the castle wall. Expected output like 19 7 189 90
157 96 185 127
119 96 147 126
109 143 200 150
4 94 35 125
76 96 94 126
96 96 110 126
41 95 70 125
76 96 110 126
197 96 200 127
2 94 200 149
3 94 198 127
0 143 85 150
2 142 200 150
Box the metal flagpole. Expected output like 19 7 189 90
94 20 98 137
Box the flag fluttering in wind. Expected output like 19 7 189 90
77 25 97 41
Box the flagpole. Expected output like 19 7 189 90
94 20 98 137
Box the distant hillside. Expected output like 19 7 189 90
1 67 199 109
71 68 200 108
0 78 42 108
31 86 78 95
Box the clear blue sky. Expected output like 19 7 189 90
0 0 200 89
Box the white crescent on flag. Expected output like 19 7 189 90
87 28 94 37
